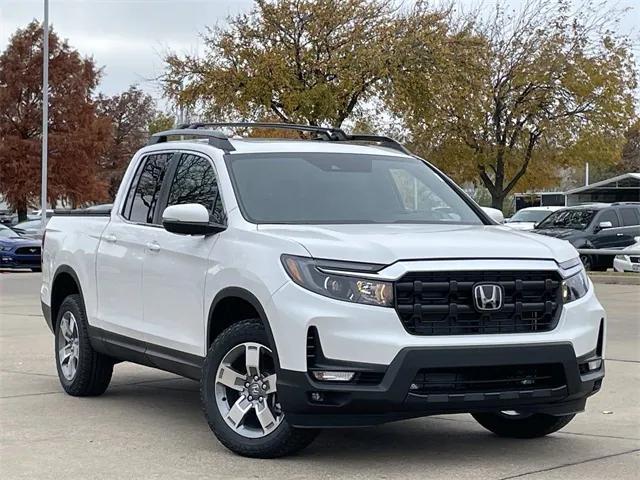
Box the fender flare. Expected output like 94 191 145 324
50 265 85 325
207 287 280 369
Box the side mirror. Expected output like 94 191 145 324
481 207 505 224
596 221 613 232
162 204 226 236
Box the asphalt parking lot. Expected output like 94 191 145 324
0 272 638 479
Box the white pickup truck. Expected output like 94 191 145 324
41 123 605 458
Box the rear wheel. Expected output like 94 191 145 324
472 411 575 438
54 294 113 396
201 319 318 458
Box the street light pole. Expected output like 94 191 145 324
41 0 49 228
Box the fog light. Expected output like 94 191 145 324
588 359 602 371
312 371 355 382
310 392 324 402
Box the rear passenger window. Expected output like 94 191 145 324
620 208 640 226
166 154 226 224
122 153 172 224
597 210 619 228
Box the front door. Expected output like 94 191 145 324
590 209 623 249
142 152 226 358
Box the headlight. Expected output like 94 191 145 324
0 246 11 251
561 268 589 303
281 255 393 307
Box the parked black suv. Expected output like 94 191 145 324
534 203 640 270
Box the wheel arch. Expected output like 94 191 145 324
207 287 280 368
50 265 84 332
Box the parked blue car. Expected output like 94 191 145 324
0 224 41 271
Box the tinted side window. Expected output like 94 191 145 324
166 154 225 224
123 153 172 224
597 210 619 228
620 207 640 226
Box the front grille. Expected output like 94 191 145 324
395 270 562 335
630 257 639 264
410 364 565 395
15 257 40 265
15 246 41 255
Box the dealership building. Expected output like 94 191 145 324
564 173 640 206
514 173 640 210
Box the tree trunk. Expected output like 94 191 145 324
490 193 505 211
17 206 28 222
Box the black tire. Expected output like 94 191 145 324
472 412 575 438
201 319 319 458
54 294 113 396
580 254 593 271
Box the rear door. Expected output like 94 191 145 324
617 207 640 247
141 152 226 358
96 152 173 343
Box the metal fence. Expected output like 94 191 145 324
576 249 640 256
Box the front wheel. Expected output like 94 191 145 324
472 411 575 438
580 254 593 271
201 319 318 458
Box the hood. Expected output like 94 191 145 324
533 228 582 240
0 236 41 247
257 223 577 265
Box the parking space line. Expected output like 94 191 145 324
498 449 640 479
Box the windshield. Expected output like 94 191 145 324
536 209 596 230
226 153 484 225
0 225 19 238
510 209 554 223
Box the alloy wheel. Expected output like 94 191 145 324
214 342 282 439
57 311 80 381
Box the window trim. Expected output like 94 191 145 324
118 151 175 228
154 151 227 226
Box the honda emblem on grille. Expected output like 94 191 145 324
473 283 504 311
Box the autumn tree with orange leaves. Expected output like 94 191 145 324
0 21 111 220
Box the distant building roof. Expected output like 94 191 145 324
565 173 640 195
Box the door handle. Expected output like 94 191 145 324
616 233 624 236
103 234 117 243
146 241 161 252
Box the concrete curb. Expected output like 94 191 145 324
589 273 640 285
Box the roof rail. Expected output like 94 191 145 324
147 128 235 151
148 122 411 155
345 134 413 155
179 122 349 141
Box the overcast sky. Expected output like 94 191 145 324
0 0 638 108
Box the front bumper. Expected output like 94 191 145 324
0 252 41 268
267 273 606 371
278 342 604 428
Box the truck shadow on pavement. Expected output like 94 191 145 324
96 373 617 470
